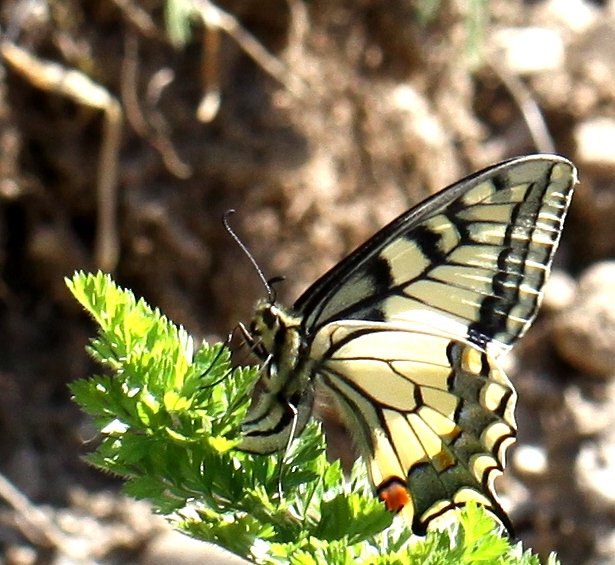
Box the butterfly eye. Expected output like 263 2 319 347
249 304 280 338
261 306 278 330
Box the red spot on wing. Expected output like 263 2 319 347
377 477 411 513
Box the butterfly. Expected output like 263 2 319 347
236 154 577 535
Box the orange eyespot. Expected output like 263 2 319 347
377 477 411 514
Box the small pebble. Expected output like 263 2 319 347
513 444 548 477
141 530 251 565
491 27 564 74
553 261 615 377
574 118 615 171
576 443 615 511
542 269 577 313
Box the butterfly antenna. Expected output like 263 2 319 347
223 210 276 303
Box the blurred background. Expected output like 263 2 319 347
0 0 614 563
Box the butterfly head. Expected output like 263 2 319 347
239 300 280 359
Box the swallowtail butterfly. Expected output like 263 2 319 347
237 154 577 534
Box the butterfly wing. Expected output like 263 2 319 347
294 155 577 357
310 320 516 534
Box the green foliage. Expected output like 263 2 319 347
67 271 558 565
165 0 196 47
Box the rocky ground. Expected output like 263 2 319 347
0 0 615 564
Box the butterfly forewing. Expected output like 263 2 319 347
295 156 576 356
238 154 577 535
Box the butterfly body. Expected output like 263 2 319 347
238 155 577 535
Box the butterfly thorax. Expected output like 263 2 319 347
238 300 315 454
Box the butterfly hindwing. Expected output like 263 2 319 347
239 154 577 534
311 320 516 534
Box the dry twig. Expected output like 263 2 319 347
193 0 307 117
197 22 221 122
0 471 101 563
109 0 158 38
121 32 192 178
1 41 122 272
0 471 63 548
487 56 556 154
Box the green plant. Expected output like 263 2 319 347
67 271 557 565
